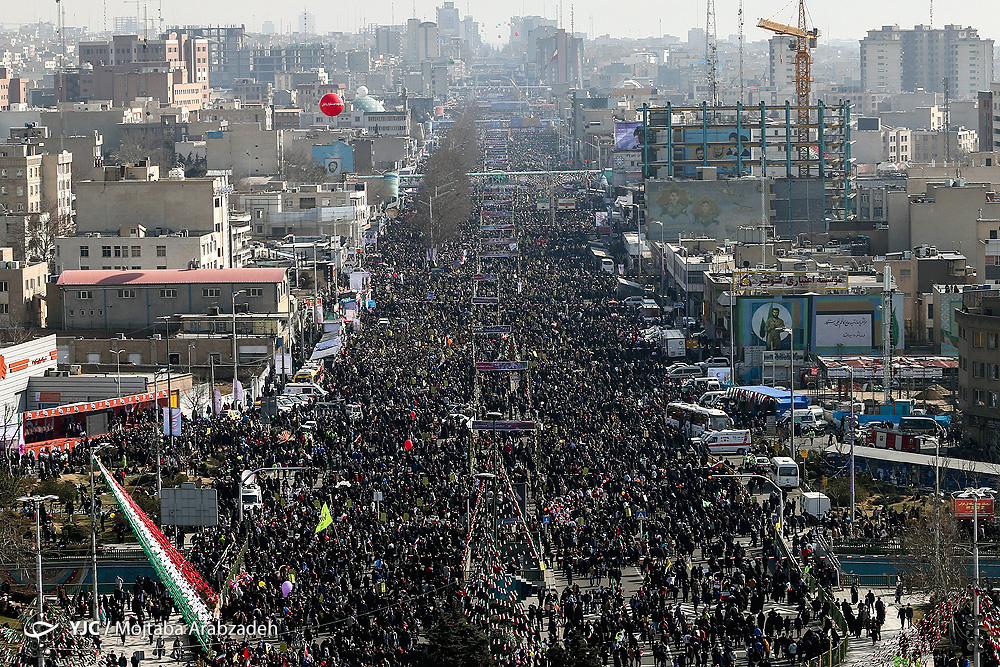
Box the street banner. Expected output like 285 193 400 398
162 407 182 437
481 251 517 258
481 211 512 218
470 420 537 432
473 274 498 281
475 361 529 371
480 224 516 232
473 325 513 334
471 296 500 305
483 238 517 245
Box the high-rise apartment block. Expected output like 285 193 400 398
860 25 993 98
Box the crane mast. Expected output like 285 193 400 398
758 0 819 177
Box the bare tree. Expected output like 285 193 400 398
896 503 969 598
111 130 176 171
280 146 329 185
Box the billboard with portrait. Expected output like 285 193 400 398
679 128 752 177
735 297 811 353
647 179 768 241
614 122 642 150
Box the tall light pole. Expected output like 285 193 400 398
956 486 995 667
781 326 796 462
18 493 58 667
89 443 113 622
109 348 125 399
156 316 172 496
849 366 856 536
231 289 246 408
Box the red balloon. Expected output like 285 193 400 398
410 410 416 420
404 439 413 451
320 93 345 117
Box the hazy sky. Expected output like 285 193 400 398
12 0 991 45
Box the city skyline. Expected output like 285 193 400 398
2 0 996 44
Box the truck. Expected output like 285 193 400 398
662 329 686 360
800 492 831 518
691 429 752 455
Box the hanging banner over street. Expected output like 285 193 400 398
481 251 518 258
473 325 513 334
470 420 537 432
473 274 498 281
475 361 529 371
471 296 500 305
481 211 512 218
483 238 517 245
480 224 516 232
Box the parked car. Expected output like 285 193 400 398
667 365 704 379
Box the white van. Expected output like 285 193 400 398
601 258 615 273
777 408 818 430
691 429 752 454
282 382 328 398
684 377 722 394
698 390 727 408
239 470 262 509
769 456 800 489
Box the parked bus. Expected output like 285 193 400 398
665 402 733 436
293 363 323 384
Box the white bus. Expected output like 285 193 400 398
769 457 800 489
665 402 733 436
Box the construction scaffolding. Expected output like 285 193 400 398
640 101 854 222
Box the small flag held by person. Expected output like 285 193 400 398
315 503 333 534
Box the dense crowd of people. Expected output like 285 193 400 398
14 121 852 667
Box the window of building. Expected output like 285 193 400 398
975 389 987 406
68 310 74 317
131 246 141 257
990 392 1000 409
975 361 986 378
991 333 999 349
160 288 177 298
203 288 221 297
974 331 987 347
102 246 111 257
992 364 1000 380
117 289 135 299
247 287 263 297
77 290 93 300
0 282 8 292
80 246 89 257
156 246 167 257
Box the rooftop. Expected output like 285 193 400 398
56 268 287 286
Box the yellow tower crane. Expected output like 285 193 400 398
758 0 820 176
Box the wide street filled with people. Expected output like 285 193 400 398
11 120 853 667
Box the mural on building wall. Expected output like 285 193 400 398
647 179 768 241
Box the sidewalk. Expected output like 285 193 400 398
839 588 930 667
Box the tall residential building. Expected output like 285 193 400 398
859 26 904 93
860 24 993 99
405 20 440 63
536 28 583 87
166 26 251 89
767 36 796 93
436 2 460 38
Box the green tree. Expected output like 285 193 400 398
410 600 494 667
547 633 602 667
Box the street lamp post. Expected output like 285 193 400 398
109 348 125 399
232 289 246 409
89 443 112 621
956 486 995 667
18 493 58 667
156 317 173 496
781 327 796 462
849 367 856 536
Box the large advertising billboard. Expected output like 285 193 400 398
735 294 905 357
614 122 642 150
647 179 769 241
679 128 753 177
736 297 810 352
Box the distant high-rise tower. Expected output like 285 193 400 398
860 24 992 98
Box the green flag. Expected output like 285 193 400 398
315 503 333 534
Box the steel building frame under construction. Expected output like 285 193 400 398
639 101 854 222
